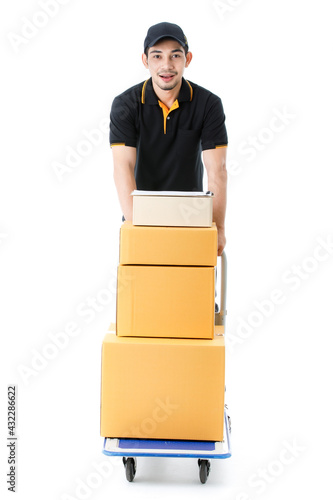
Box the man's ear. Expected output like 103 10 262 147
142 53 149 68
185 51 193 68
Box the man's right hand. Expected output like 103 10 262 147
112 145 137 221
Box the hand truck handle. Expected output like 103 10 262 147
215 250 227 327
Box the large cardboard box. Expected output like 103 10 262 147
132 190 213 227
100 332 225 441
119 222 217 267
116 265 215 339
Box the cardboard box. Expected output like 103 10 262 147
119 222 217 267
108 322 225 337
116 265 215 339
100 332 225 441
132 190 213 227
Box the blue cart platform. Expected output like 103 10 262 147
102 405 231 483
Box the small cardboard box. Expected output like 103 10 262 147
116 265 215 339
119 222 217 267
132 190 213 227
100 332 225 441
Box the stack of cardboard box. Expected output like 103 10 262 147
100 192 225 442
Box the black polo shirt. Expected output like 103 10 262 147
109 77 228 191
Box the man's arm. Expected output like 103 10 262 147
112 145 137 221
203 147 227 255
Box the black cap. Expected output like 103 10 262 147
144 22 188 53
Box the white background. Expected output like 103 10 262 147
1 0 332 499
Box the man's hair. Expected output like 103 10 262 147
144 37 189 58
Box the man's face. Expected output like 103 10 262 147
142 39 192 93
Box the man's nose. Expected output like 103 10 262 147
161 57 175 69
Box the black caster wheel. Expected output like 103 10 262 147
122 457 136 482
198 459 211 484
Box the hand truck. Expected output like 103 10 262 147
102 252 231 483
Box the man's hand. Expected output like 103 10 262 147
217 226 226 256
203 147 227 255
112 145 137 220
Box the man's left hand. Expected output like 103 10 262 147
217 227 226 256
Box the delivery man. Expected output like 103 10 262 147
109 22 228 255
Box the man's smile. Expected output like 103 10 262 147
159 73 177 83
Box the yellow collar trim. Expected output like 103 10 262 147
141 79 149 104
185 79 193 101
158 100 179 134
